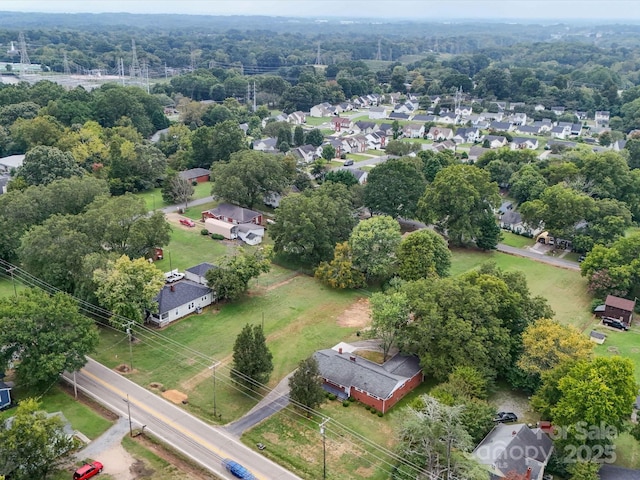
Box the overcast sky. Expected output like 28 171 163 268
0 0 639 21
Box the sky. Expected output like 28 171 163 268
1 0 640 21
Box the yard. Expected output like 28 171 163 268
135 182 213 212
499 231 535 248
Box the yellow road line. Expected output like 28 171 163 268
82 369 267 480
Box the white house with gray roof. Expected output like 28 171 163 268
148 279 214 327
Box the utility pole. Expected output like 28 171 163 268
6 266 17 297
253 81 257 113
125 394 133 437
210 361 220 418
123 321 135 372
320 418 330 480
63 52 71 75
18 32 30 76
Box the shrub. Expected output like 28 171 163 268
377 411 383 417
342 400 350 407
328 393 337 401
348 396 355 402
211 233 225 240
200 229 209 236
364 405 371 411
370 408 377 414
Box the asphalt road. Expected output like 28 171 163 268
63 358 301 480
496 243 580 271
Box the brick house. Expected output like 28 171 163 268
202 203 263 225
179 168 211 183
313 345 423 413
595 295 636 327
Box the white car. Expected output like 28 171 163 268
164 269 185 283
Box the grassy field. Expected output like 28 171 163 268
243 382 433 480
0 385 113 440
304 117 331 127
499 231 535 248
365 149 386 156
450 249 592 329
345 153 371 161
593 326 640 382
136 182 213 212
92 264 364 424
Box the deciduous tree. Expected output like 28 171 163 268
205 247 273 301
349 215 402 281
369 291 410 361
314 242 365 289
0 289 99 388
161 171 195 208
397 229 451 281
0 398 75 480
17 145 83 186
93 255 166 325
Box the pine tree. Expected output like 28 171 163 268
231 324 273 389
288 356 326 415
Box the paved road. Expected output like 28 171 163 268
63 358 301 480
159 195 215 214
496 243 580 271
225 372 294 437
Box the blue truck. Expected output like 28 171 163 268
222 459 256 480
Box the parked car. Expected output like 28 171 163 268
343 159 354 166
578 255 585 262
164 269 185 283
602 317 629 331
179 218 196 227
73 461 103 480
493 412 518 423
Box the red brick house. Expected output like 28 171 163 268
179 168 211 183
331 117 352 132
596 295 636 326
202 203 263 225
313 346 423 413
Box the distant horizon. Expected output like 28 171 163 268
0 0 639 22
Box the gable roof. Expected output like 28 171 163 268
388 112 410 120
154 280 212 315
208 203 261 223
355 121 376 130
473 423 553 479
179 168 211 180
185 262 217 277
313 349 422 400
605 295 636 312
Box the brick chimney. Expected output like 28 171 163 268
338 347 342 354
170 284 175 292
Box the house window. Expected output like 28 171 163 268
161 313 169 319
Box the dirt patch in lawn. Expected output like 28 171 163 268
115 363 136 374
162 389 188 404
265 272 302 292
336 298 371 328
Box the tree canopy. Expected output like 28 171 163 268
231 323 273 389
397 229 451 281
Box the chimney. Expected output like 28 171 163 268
338 347 342 354
525 467 532 480
349 355 356 362
170 285 175 292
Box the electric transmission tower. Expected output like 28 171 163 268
315 42 322 66
130 39 141 80
63 52 71 75
375 39 382 61
18 32 30 75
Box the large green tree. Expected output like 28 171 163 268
397 229 451 281
0 289 99 388
161 171 195 208
0 398 75 480
231 323 273 389
288 356 326 415
205 247 273 301
93 255 166 325
418 165 500 247
349 215 402 281
369 291 410 361
17 145 84 187
364 159 427 219
271 182 357 265
210 150 293 208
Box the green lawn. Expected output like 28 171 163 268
593 326 640 382
242 382 434 480
0 385 113 440
0 275 25 299
450 249 592 329
365 149 386 156
500 231 535 248
136 182 213 212
92 266 364 423
346 153 371 162
304 117 331 127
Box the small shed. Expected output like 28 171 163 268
0 381 12 410
590 331 607 345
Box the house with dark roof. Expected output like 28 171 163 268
353 121 377 135
253 137 278 153
202 203 262 226
596 295 636 327
313 345 423 413
489 121 514 132
453 127 482 144
388 112 410 121
179 168 210 183
184 262 217 286
411 114 437 123
148 279 214 327
485 135 509 149
516 125 542 136
473 423 553 480
511 137 539 150
237 223 265 246
340 168 368 185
